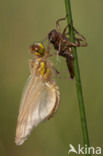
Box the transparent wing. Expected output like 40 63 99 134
15 71 59 145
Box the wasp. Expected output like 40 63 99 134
48 17 87 79
15 42 60 145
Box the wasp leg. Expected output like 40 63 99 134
63 35 87 47
56 16 71 35
74 37 87 47
64 24 87 47
62 24 69 36
54 31 77 48
72 27 88 47
56 16 66 32
62 37 79 47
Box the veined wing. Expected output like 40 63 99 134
15 71 60 145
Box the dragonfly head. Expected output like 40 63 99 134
30 42 45 56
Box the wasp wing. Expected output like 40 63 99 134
15 71 60 145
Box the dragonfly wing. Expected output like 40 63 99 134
15 72 60 145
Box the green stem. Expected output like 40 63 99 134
64 0 90 155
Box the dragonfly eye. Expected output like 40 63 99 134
30 42 45 56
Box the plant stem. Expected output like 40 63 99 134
64 0 90 155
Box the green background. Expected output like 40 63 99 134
0 0 103 155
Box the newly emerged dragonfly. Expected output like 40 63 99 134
48 17 87 79
15 42 60 145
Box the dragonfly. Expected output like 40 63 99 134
48 17 87 79
15 42 60 145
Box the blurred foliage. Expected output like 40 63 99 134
0 0 103 156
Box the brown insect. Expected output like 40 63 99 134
48 17 87 79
